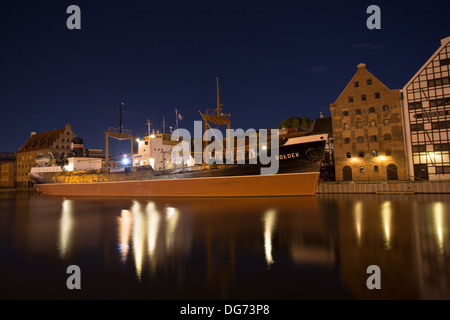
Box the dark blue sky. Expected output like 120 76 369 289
1 0 449 153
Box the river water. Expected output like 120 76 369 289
0 192 449 300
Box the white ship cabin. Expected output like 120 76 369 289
133 133 194 170
31 157 103 174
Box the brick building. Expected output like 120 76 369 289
16 124 76 189
330 63 408 181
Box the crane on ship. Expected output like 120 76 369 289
104 102 134 168
199 77 232 159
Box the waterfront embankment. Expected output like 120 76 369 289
318 181 450 194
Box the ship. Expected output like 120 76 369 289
30 132 327 197
30 79 327 197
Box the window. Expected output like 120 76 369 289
427 76 450 87
357 136 363 143
384 134 392 140
408 102 423 109
375 92 380 99
62 138 65 142
370 135 377 142
346 152 352 158
374 165 379 172
436 166 450 174
145 141 148 145
361 95 367 101
372 150 378 157
386 150 392 156
56 145 59 149
369 107 375 113
344 138 351 144
382 105 389 111
440 58 450 66
411 123 424 131
354 81 359 88
355 109 361 115
412 145 426 152
67 132 70 135
344 123 350 130
360 166 365 173
348 97 354 103
358 151 364 157
343 111 349 116
383 119 390 126
367 79 372 85
370 120 376 127
356 122 362 128
66 146 69 149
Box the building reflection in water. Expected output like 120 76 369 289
117 200 185 281
262 209 277 269
354 201 363 248
59 199 74 259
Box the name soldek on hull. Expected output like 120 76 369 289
30 133 327 197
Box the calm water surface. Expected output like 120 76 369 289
0 192 449 300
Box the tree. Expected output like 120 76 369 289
279 116 313 131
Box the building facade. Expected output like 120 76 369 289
402 37 450 181
16 124 76 188
330 63 408 182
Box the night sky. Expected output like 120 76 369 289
1 0 449 154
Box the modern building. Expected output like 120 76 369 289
402 36 450 181
330 63 408 181
16 124 77 188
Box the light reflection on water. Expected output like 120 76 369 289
1 192 450 299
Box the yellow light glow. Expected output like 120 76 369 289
131 201 144 281
354 201 363 247
263 209 277 268
352 157 357 162
379 156 386 161
59 199 73 259
146 202 160 272
433 202 446 254
381 201 392 250
118 209 132 263
165 207 179 252
136 138 140 142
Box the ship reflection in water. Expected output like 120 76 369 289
0 193 449 299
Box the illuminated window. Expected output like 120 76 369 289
384 119 390 126
360 166 365 172
370 120 376 127
344 123 350 130
372 150 378 157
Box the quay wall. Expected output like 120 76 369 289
317 181 450 194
